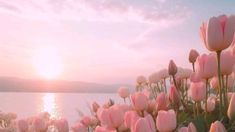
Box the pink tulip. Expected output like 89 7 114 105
131 92 148 111
168 60 177 76
209 121 226 132
190 72 202 83
228 93 235 121
18 119 29 132
195 53 217 79
124 111 140 131
97 105 124 128
201 97 216 112
188 122 197 132
148 72 160 84
134 114 156 132
200 15 235 51
221 50 235 75
190 81 206 102
189 49 200 63
118 87 130 99
156 92 168 111
178 127 189 132
169 85 181 107
136 76 147 85
210 76 219 89
156 109 176 132
32 117 47 132
147 99 156 113
71 122 87 132
158 69 169 79
53 118 69 132
95 126 116 132
80 116 92 127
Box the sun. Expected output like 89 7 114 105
32 47 63 79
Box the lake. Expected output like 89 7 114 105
0 92 126 125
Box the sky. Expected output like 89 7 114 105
0 0 235 84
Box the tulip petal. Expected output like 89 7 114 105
224 15 235 48
207 17 224 51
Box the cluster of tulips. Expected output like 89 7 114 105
2 14 235 132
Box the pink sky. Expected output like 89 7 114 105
0 0 233 84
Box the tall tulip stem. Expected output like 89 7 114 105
216 51 223 118
205 79 208 120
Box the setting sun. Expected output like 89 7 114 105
32 47 63 79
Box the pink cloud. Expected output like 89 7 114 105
0 0 190 26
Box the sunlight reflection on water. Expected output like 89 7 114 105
42 93 60 118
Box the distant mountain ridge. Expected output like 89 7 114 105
0 77 133 93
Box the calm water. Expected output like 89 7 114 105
0 92 125 125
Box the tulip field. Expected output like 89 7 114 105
1 15 235 132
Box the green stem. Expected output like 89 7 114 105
216 51 223 118
164 78 167 93
196 102 200 116
205 79 208 121
225 75 228 112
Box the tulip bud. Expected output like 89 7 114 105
168 60 177 76
134 114 156 132
156 109 176 132
131 92 148 111
189 49 199 63
156 92 168 111
228 93 235 121
209 121 226 132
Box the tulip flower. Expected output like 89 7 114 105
168 60 177 76
200 15 235 52
156 92 168 111
53 118 69 132
210 76 219 89
195 53 217 79
188 122 197 132
131 92 148 112
178 127 188 132
148 72 160 84
117 87 130 102
124 111 140 131
80 116 92 127
189 49 200 64
71 122 87 132
95 126 116 132
228 93 235 121
97 105 124 128
201 97 216 112
134 114 156 132
18 119 29 132
209 121 226 132
32 117 47 132
156 109 176 132
190 81 206 102
136 75 147 85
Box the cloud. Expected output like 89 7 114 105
0 0 190 26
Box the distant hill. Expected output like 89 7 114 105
0 77 134 93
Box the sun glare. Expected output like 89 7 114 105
32 47 63 79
